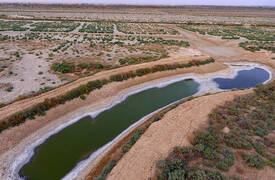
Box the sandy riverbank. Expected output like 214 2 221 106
0 61 225 179
0 61 273 180
106 89 254 180
0 52 209 121
82 63 274 180
106 67 275 180
0 62 224 179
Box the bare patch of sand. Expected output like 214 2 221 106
0 53 62 103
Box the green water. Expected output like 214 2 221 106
21 79 199 180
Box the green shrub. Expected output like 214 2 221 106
204 169 228 180
194 130 220 150
241 153 265 169
224 134 252 150
95 63 104 69
194 143 205 152
202 147 217 160
77 63 89 69
168 170 186 180
136 68 151 76
157 160 168 169
52 62 75 73
168 159 187 172
6 86 13 92
253 142 267 157
127 59 136 64
254 126 268 137
14 51 20 58
94 161 116 180
216 161 229 171
122 129 145 153
186 168 228 180
156 80 275 179
119 58 126 65
80 95 86 100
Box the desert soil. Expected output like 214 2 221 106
0 53 62 103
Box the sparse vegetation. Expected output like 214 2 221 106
80 95 86 100
94 161 116 180
30 22 80 32
51 62 75 73
79 22 114 33
51 61 105 74
239 41 275 52
137 37 190 47
116 23 179 35
241 153 265 169
6 86 14 92
180 24 275 52
119 55 160 65
122 129 145 153
0 20 30 31
0 58 215 133
156 81 275 179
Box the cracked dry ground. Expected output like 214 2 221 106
107 90 252 180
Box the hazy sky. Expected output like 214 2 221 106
1 0 275 6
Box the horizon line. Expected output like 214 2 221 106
0 2 274 7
